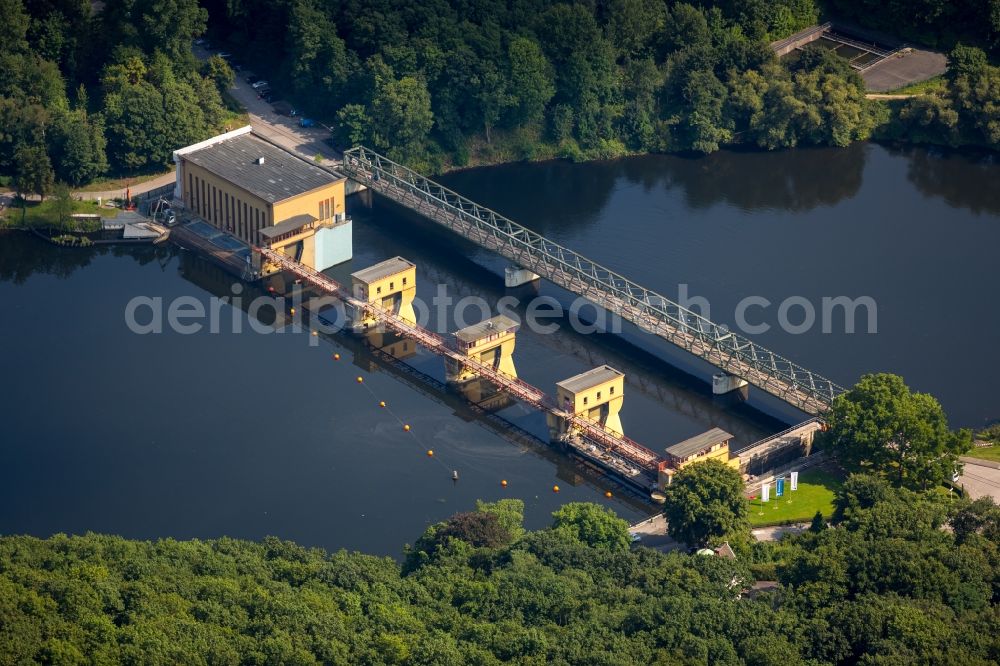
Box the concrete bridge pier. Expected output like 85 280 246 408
505 266 539 288
713 373 749 397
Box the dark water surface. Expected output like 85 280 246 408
1 143 997 555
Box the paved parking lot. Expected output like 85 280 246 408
194 46 342 168
862 48 948 92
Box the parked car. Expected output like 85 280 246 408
256 87 271 99
193 38 206 46
298 117 316 128
217 51 232 60
245 74 259 85
251 80 269 89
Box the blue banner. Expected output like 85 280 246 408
776 478 785 497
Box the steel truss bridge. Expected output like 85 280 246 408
341 147 845 415
258 247 663 484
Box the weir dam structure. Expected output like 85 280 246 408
340 147 846 416
258 246 665 491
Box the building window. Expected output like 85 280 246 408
610 386 615 395
402 277 407 285
583 397 589 405
187 173 193 207
389 282 394 290
597 391 602 400
376 286 382 295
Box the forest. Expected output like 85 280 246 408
202 0 1000 169
2 482 999 664
0 0 230 197
2 0 999 188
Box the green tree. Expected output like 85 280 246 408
506 37 554 127
370 75 433 161
13 142 54 200
550 502 631 551
203 55 234 94
51 182 73 228
663 459 749 547
51 111 108 186
826 374 972 489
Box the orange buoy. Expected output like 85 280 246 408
605 491 613 498
553 485 560 493
290 307 296 315
426 449 434 457
268 286 275 293
333 353 340 360
356 376 363 383
403 424 411 432
311 330 318 336
379 401 386 408
501 479 508 487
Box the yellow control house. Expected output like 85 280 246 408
658 427 740 488
349 257 417 331
173 126 351 272
548 365 625 441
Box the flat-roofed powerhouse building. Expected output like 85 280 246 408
173 126 351 272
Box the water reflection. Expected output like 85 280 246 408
898 146 1000 215
0 231 176 284
442 142 869 220
619 144 867 212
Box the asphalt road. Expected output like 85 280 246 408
959 461 1000 502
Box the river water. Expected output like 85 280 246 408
0 143 996 555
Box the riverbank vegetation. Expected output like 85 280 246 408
199 0 1000 170
2 482 999 664
3 0 999 190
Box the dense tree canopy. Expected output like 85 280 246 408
825 373 972 490
0 0 231 191
199 0 881 169
3 487 1000 664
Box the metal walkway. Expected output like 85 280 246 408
258 247 663 481
341 147 845 415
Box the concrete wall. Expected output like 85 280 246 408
771 23 831 57
314 221 353 271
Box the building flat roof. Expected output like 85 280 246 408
351 256 414 284
259 214 317 238
454 315 520 344
556 365 623 394
665 427 733 460
181 133 343 204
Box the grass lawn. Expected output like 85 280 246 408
965 446 1000 463
71 169 175 193
886 75 947 96
749 468 843 527
1 198 118 228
